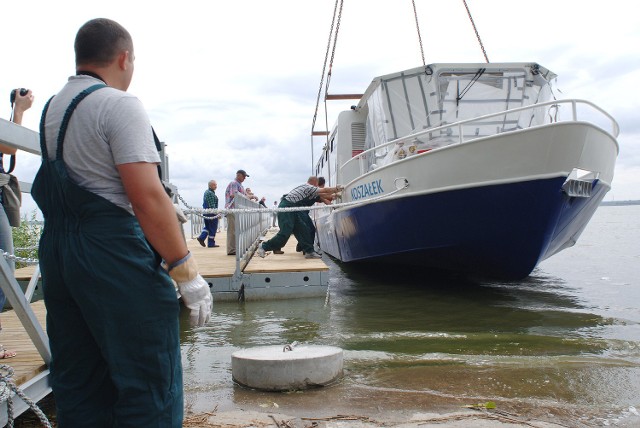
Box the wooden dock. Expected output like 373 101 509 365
0 301 47 387
14 227 330 302
187 227 330 301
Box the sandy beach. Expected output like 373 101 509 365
183 409 570 427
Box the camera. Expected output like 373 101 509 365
10 88 29 104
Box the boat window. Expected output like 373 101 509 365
366 65 555 153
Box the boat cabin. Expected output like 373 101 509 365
315 62 557 185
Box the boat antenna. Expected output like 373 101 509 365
411 0 426 66
311 0 344 174
462 0 489 63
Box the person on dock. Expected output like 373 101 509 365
224 169 249 255
245 187 258 202
295 175 328 254
197 179 219 247
32 18 211 427
0 87 34 360
257 176 342 259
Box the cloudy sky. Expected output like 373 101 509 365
3 0 639 216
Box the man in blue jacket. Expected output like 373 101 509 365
198 180 219 247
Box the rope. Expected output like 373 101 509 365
461 0 489 63
14 246 38 252
411 0 426 66
1 251 39 265
0 365 52 428
178 179 409 217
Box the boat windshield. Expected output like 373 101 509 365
365 63 556 156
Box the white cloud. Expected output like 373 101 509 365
3 0 639 212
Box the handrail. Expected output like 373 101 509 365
0 120 52 369
232 195 271 288
340 99 620 173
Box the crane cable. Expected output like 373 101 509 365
411 0 426 66
311 0 344 173
462 0 489 63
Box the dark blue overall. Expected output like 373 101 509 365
32 85 183 427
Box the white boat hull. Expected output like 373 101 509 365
314 122 617 279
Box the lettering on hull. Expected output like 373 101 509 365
350 179 384 201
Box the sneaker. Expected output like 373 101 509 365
304 251 322 259
273 249 284 254
256 244 266 258
197 236 206 247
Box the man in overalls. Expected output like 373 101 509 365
32 18 211 427
257 177 342 259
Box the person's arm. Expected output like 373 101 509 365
317 186 341 196
117 161 188 265
319 195 333 205
11 89 34 126
1 90 35 155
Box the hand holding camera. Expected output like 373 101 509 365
9 88 34 125
10 88 29 105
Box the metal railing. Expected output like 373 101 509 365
188 194 271 289
0 118 52 423
342 99 620 177
233 195 271 278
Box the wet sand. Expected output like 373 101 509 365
183 409 568 427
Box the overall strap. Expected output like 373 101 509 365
151 127 164 181
56 84 107 160
38 96 55 159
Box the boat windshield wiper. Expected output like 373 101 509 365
456 68 486 106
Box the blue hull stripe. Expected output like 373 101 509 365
316 177 608 279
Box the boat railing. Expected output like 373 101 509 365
341 99 620 177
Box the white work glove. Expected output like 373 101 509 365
169 252 212 327
173 204 188 224
336 184 344 191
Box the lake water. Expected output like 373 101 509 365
180 205 640 426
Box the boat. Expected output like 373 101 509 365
311 62 619 280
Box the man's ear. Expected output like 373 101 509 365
118 51 130 70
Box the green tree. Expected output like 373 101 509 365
11 210 42 269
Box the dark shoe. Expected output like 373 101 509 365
273 249 284 254
295 244 302 252
209 244 220 248
228 252 236 256
197 237 206 247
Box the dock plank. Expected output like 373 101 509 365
0 301 47 386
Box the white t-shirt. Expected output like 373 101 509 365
43 75 160 214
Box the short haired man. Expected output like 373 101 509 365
32 18 211 426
